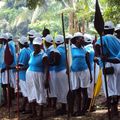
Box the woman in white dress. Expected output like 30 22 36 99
26 37 49 119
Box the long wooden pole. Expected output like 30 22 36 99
61 13 71 119
100 36 111 120
16 66 20 120
6 66 10 119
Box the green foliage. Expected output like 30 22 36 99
26 0 45 9
0 0 119 36
0 8 20 23
107 0 120 6
104 6 120 24
104 0 120 24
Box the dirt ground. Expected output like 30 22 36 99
0 93 120 120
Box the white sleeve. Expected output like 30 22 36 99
42 53 47 58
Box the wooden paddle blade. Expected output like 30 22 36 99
4 42 14 66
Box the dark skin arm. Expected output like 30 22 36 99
16 64 28 71
42 56 49 89
54 52 61 66
107 58 120 63
85 52 93 83
102 56 120 64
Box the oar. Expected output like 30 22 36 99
61 13 73 119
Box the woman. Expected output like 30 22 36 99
70 32 92 116
54 35 69 115
17 36 32 113
44 34 57 109
26 37 49 119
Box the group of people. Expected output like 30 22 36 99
0 21 120 120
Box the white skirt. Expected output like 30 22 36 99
87 64 100 98
26 70 46 105
48 71 57 98
102 63 117 97
19 80 27 97
1 70 16 88
114 63 120 96
70 69 90 90
55 69 69 104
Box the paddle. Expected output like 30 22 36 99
61 13 73 119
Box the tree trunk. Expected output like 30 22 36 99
68 0 78 34
68 12 74 34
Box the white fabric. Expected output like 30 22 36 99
114 63 120 95
48 71 57 98
84 34 93 43
19 80 27 97
115 24 120 31
18 36 28 45
45 34 53 43
73 32 83 38
55 69 69 103
0 33 8 40
87 64 100 98
28 30 36 36
103 63 117 97
26 70 46 105
66 33 72 39
70 69 90 90
55 35 64 44
1 70 16 88
33 37 42 45
5 33 13 39
104 21 114 29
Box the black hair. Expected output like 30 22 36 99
42 28 50 37
19 42 29 48
71 36 84 44
104 29 114 35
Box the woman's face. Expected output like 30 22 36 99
33 44 41 54
75 37 84 48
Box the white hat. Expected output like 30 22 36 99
65 33 73 39
18 36 28 45
73 32 83 38
104 21 115 30
35 32 42 38
0 33 8 40
71 32 83 40
45 34 53 43
115 24 120 31
28 30 36 38
55 35 64 44
5 33 13 40
84 34 93 43
33 37 42 45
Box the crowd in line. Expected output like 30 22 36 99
0 21 120 120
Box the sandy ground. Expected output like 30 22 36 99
0 93 120 120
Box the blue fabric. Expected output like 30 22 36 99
71 46 88 72
98 57 103 68
55 45 66 72
96 35 120 58
116 51 120 59
45 46 55 71
18 48 32 81
29 43 34 52
28 51 45 72
0 44 4 69
85 44 95 71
